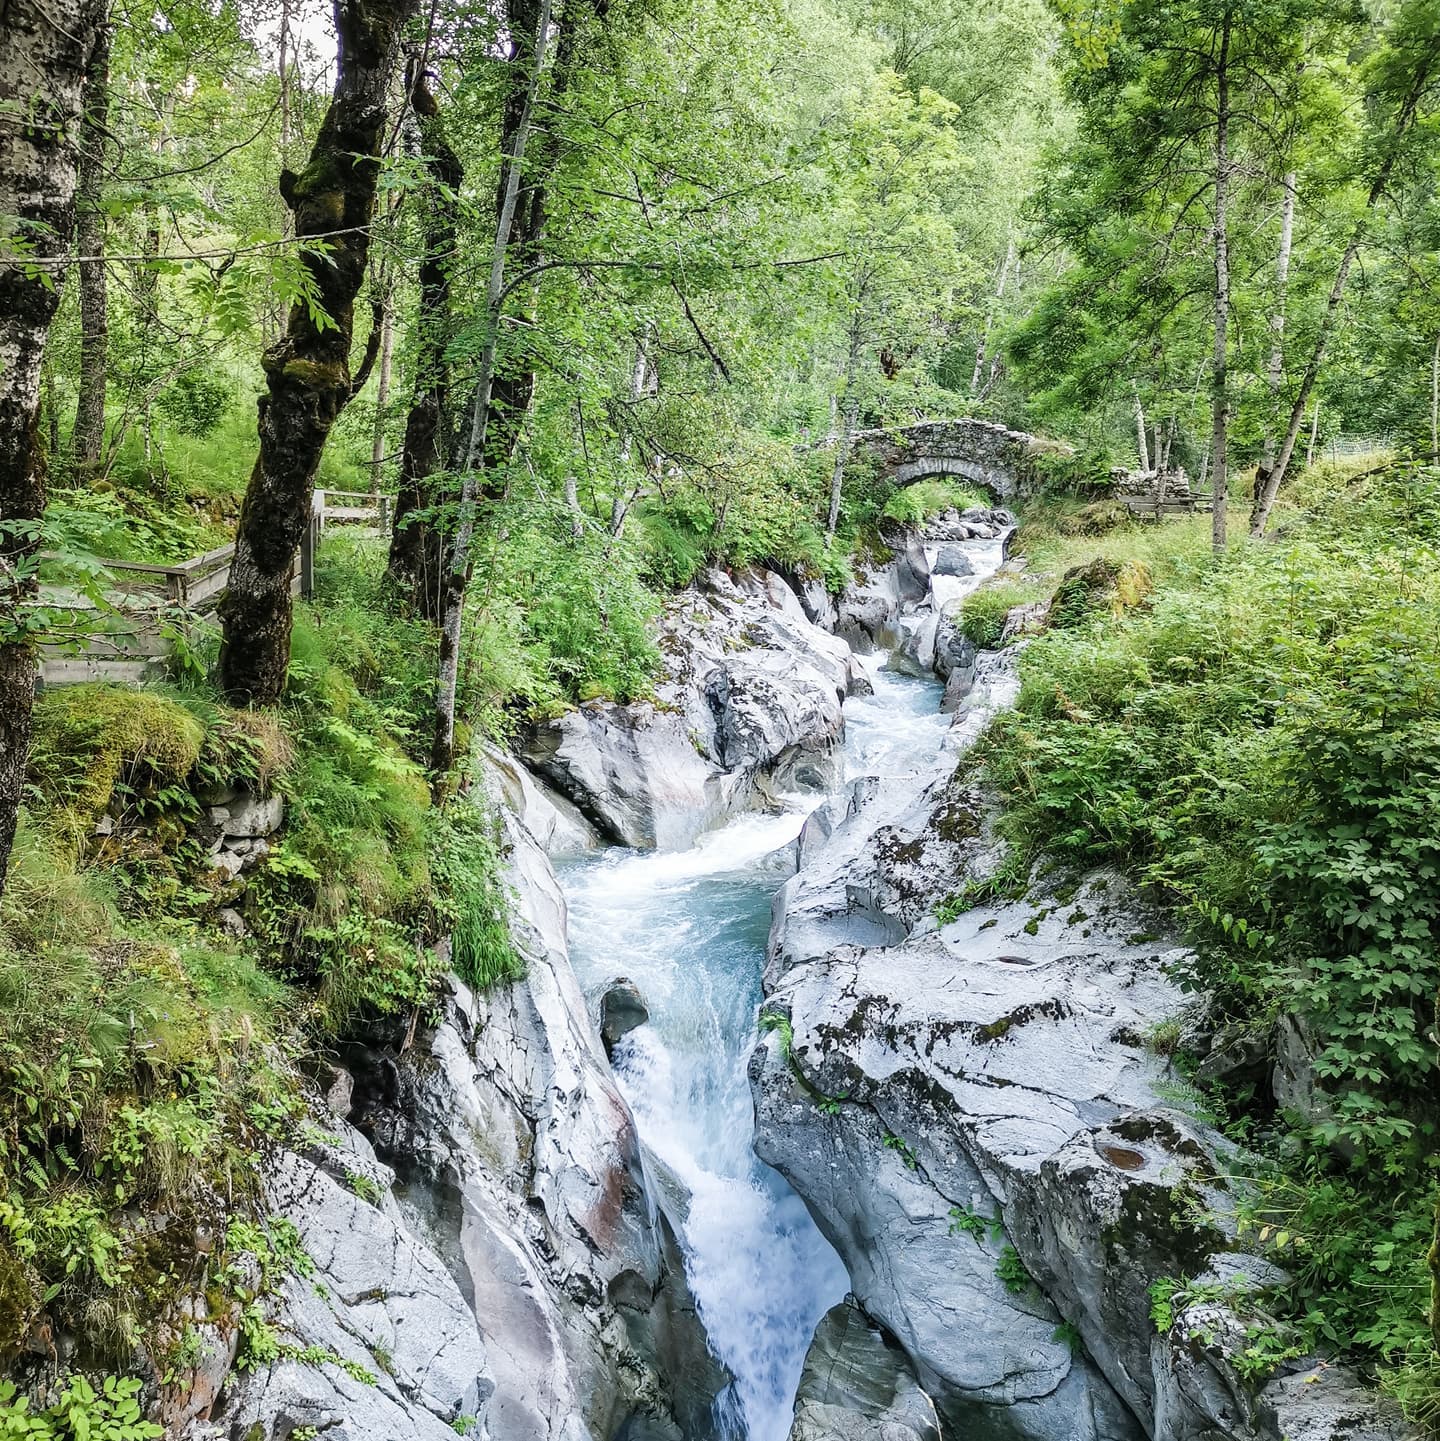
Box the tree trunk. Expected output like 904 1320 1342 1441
387 70 462 619
1210 9 1233 553
1134 385 1150 472
370 283 395 478
826 334 862 539
1306 400 1320 467
971 237 1014 395
459 0 587 489
1251 44 1440 537
1429 1186 1440 1351
1259 171 1296 487
216 0 415 705
1430 332 1439 465
432 0 554 783
0 0 106 900
73 17 112 470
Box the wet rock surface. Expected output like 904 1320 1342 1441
787 1297 940 1441
521 566 856 850
600 976 650 1056
751 524 1410 1441
207 793 726 1441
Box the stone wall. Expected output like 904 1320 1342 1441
849 419 1063 501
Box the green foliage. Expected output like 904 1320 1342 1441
427 807 523 994
880 479 990 526
978 463 1440 1412
758 1011 794 1057
27 687 205 838
0 1376 162 1440
948 1204 1004 1244
1053 1320 1083 1354
956 582 1037 649
882 1133 918 1169
995 1244 1033 1295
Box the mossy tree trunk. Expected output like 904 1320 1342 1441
1430 1185 1440 1352
73 16 112 471
216 0 414 706
386 70 463 621
0 0 107 901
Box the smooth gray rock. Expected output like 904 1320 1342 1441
478 743 601 856
211 1145 490 1441
931 545 975 577
350 813 728 1441
788 1298 940 1441
211 791 284 838
601 977 649 1055
753 629 1405 1441
522 567 847 851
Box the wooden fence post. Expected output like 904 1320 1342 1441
300 490 321 599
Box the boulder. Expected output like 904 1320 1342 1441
210 792 284 839
478 744 601 856
753 661 1405 1441
931 545 975 578
522 566 848 851
788 1298 940 1441
600 977 649 1056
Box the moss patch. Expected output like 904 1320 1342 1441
28 687 206 833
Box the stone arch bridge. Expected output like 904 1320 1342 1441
849 418 1062 502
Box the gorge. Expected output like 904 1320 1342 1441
188 512 1413 1441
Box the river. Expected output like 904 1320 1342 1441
560 535 1003 1440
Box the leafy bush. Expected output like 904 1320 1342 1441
0 1375 162 1440
974 463 1440 1414
881 478 989 525
427 807 523 993
957 581 1038 649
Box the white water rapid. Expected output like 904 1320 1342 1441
560 533 1006 1441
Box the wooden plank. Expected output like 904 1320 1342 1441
323 505 381 522
171 542 236 575
40 656 155 686
39 551 182 578
185 565 232 609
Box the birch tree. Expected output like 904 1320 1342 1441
0 0 107 898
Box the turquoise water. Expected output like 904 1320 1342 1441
561 663 952 1440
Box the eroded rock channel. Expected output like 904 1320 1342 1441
208 512 1411 1441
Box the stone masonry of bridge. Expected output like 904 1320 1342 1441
849 417 1064 501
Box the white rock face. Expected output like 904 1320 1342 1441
520 566 856 850
206 1138 491 1441
752 574 1410 1441
788 1298 940 1441
206 784 724 1441
346 811 727 1441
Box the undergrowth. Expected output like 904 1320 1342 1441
0 539 518 1391
972 459 1440 1420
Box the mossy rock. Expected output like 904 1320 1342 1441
1046 557 1151 630
1057 500 1134 537
0 1242 35 1356
28 687 206 832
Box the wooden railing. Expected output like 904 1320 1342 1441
36 489 391 687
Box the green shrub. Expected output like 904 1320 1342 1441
428 806 523 993
0 1375 162 1440
881 478 989 526
957 581 1038 649
974 464 1440 1415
